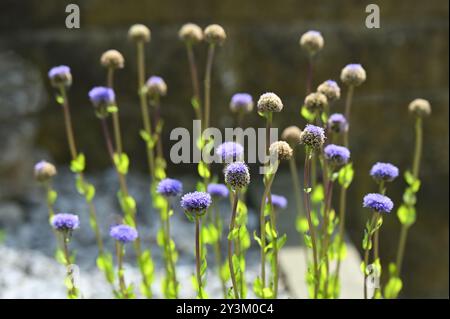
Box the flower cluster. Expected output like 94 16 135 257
370 162 399 183
340 64 366 87
48 65 72 88
157 178 183 197
146 76 167 97
327 113 348 134
300 124 326 150
51 213 80 231
110 224 138 243
257 92 283 113
230 93 254 113
269 141 293 161
207 183 229 198
224 161 250 190
181 191 212 213
216 141 244 162
34 160 57 182
363 193 394 213
269 194 288 210
317 80 341 102
324 144 351 167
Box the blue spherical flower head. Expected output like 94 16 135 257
230 93 254 113
370 162 399 183
327 113 348 134
324 144 350 167
341 63 366 86
224 162 250 190
268 194 288 210
207 183 229 198
181 191 212 215
300 124 326 150
363 193 394 213
157 178 183 197
51 213 80 232
88 86 115 118
110 224 138 244
48 65 72 88
216 142 244 163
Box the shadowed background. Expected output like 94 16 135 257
0 0 448 298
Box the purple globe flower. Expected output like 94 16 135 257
207 183 229 198
48 65 72 87
327 113 348 134
216 142 244 162
363 193 394 213
324 144 351 166
268 194 288 210
180 191 212 213
88 86 115 107
110 224 138 244
230 93 254 113
157 178 183 197
51 213 80 231
224 161 250 190
300 124 326 150
146 76 167 96
370 162 399 183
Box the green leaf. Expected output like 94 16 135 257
107 105 118 113
384 276 403 299
70 153 85 173
85 183 95 202
404 170 416 186
253 277 263 298
191 97 200 110
220 261 230 281
156 228 165 247
296 216 309 233
253 231 262 247
227 228 239 241
311 184 324 203
338 163 354 188
47 190 58 205
397 204 416 226
113 153 130 175
277 234 287 249
197 161 211 179
304 234 312 248
301 105 316 122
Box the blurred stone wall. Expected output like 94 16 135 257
0 0 448 297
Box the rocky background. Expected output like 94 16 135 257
0 0 448 298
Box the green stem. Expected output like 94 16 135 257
203 44 215 131
269 206 279 298
186 43 202 121
116 241 129 298
62 233 78 298
364 212 380 299
195 215 204 298
343 85 354 148
162 201 178 298
228 190 240 299
212 203 227 297
304 151 319 298
136 41 156 181
321 177 334 298
372 182 385 297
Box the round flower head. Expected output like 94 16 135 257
363 193 394 213
48 65 72 88
181 191 212 213
207 183 229 198
370 162 399 183
304 92 328 113
268 194 288 210
224 162 250 190
110 224 138 243
300 124 326 150
327 113 348 134
179 23 203 44
216 142 244 162
230 93 254 113
204 24 226 45
100 49 125 69
324 144 350 167
89 86 115 118
51 213 80 231
340 64 366 87
317 80 341 102
269 141 293 161
299 30 324 56
281 126 302 146
257 92 283 113
146 76 167 97
34 160 57 182
157 178 183 197
128 24 151 42
408 98 431 117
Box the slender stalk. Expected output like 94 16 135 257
212 203 227 297
115 241 128 298
269 206 279 298
161 200 178 298
62 233 78 298
185 43 202 121
372 182 386 297
343 85 354 148
396 117 423 275
195 215 204 298
364 212 380 299
59 86 104 254
136 41 156 180
203 44 215 130
228 190 240 299
306 56 314 94
107 67 115 89
321 177 334 298
304 151 319 298
151 94 164 160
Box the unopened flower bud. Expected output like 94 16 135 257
204 24 226 46
100 49 125 69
